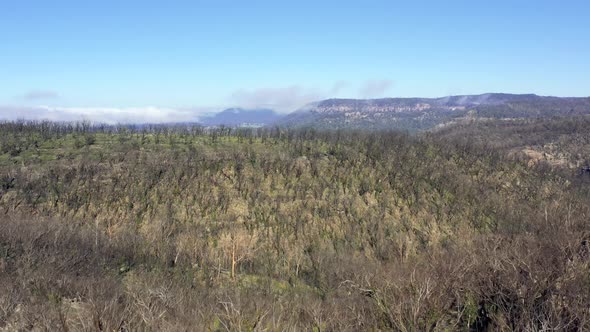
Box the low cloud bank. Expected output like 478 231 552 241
0 105 205 124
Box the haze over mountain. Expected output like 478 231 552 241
278 93 590 131
198 108 284 127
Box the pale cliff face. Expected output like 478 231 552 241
313 101 468 114
277 94 590 131
315 103 468 114
303 94 556 115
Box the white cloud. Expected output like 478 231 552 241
330 81 349 95
0 105 208 124
228 81 355 113
22 90 60 101
228 81 393 113
358 79 394 98
230 86 324 113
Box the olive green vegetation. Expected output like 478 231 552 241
1 121 590 330
432 116 590 167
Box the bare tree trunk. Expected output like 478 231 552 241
231 242 236 279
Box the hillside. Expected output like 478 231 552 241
199 108 284 127
1 121 590 330
431 115 590 169
278 93 590 131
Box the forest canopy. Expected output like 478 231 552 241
1 119 589 330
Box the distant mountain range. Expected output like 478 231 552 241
277 93 590 131
196 94 590 131
199 108 284 127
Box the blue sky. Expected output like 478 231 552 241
1 0 589 122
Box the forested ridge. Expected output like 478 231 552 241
432 116 590 169
1 120 590 331
278 94 590 131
